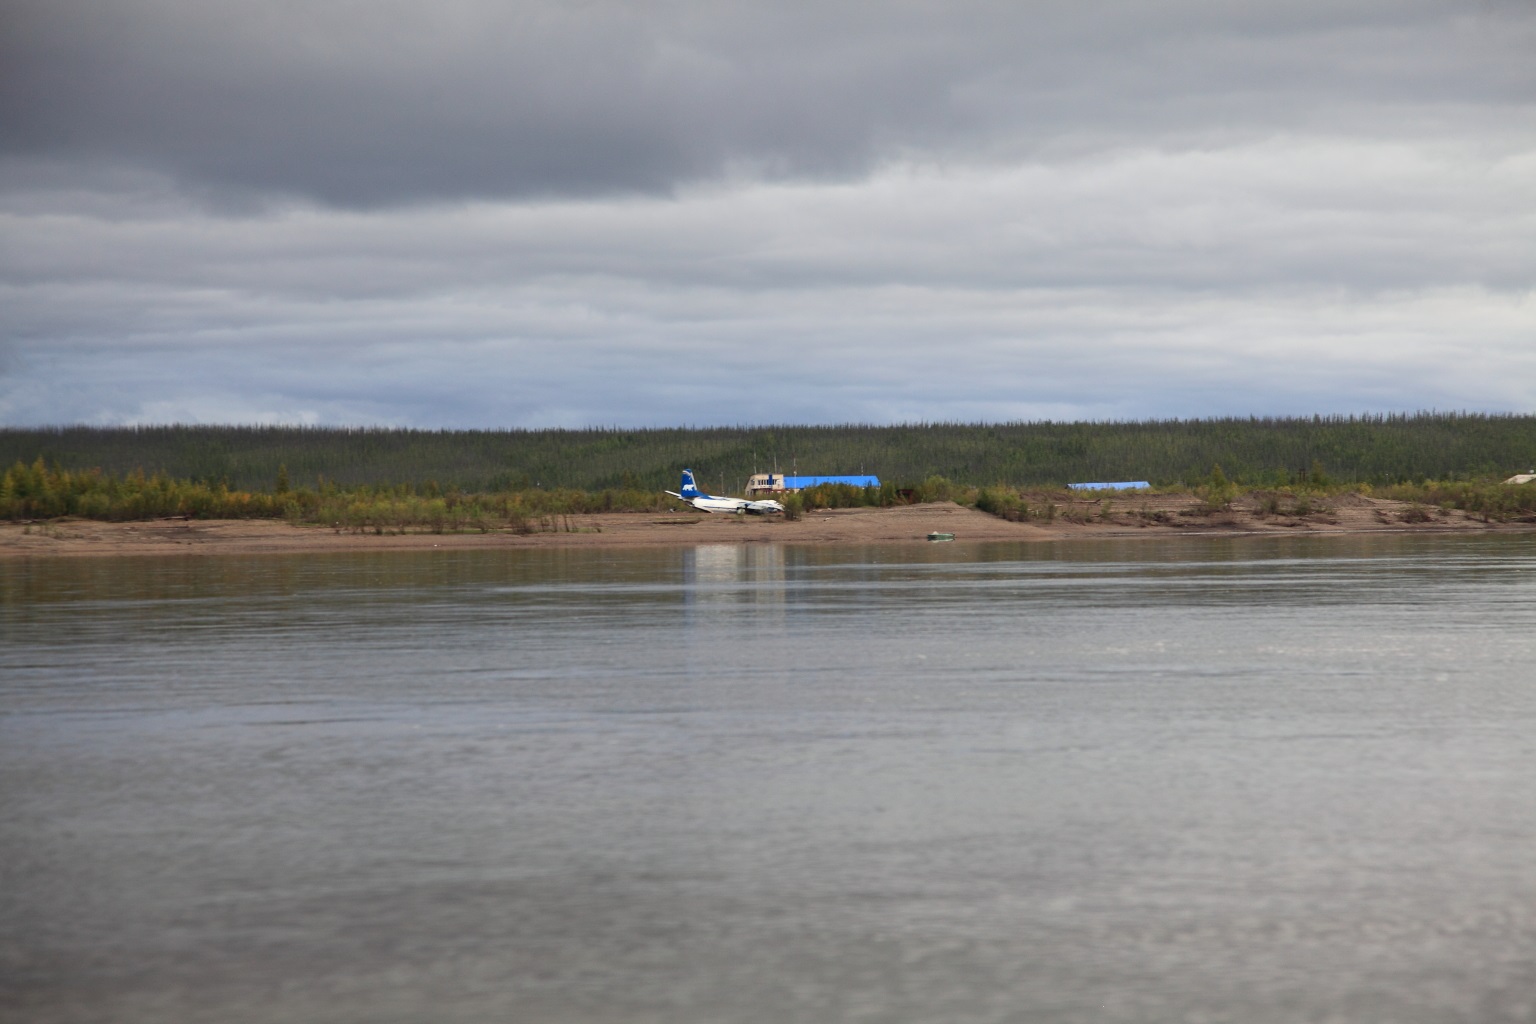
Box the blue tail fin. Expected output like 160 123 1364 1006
680 469 703 498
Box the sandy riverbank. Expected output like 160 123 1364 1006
3 495 1531 558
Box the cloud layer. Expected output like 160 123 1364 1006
3 1 1533 426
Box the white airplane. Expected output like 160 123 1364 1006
666 469 786 515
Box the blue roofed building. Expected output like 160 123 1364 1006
747 473 880 495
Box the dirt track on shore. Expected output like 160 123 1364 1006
3 494 1530 558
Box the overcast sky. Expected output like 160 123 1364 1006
3 0 1533 428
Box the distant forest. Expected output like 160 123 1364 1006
4 414 1534 493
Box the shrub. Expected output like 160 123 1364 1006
975 486 1025 521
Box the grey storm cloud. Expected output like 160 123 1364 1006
2 0 1534 428
4 0 1532 205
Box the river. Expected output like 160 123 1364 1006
3 534 1534 1023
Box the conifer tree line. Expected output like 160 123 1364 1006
4 414 1533 494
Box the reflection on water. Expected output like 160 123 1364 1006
684 545 787 656
3 534 1536 1024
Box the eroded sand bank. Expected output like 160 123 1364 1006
3 496 1530 558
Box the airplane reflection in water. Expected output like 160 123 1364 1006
683 544 787 622
667 469 786 515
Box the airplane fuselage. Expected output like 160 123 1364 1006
666 469 785 515
668 492 785 514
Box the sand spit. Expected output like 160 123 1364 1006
3 495 1531 558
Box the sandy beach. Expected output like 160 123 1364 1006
2 494 1530 558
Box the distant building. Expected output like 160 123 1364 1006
746 473 880 495
1068 481 1151 491
1503 473 1536 485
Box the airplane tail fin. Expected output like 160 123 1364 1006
680 469 703 499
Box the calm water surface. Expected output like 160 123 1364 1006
3 534 1535 1023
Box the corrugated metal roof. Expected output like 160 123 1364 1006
783 475 881 489
1067 481 1151 491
